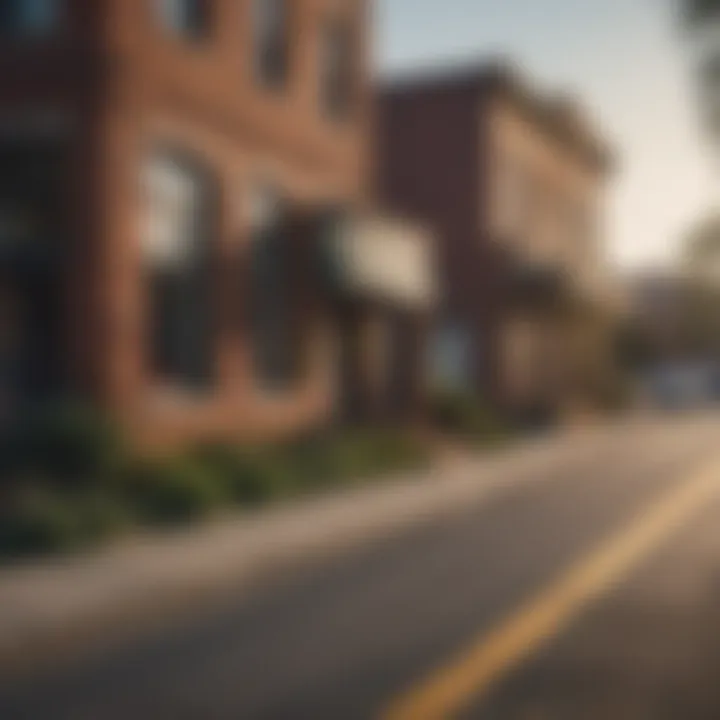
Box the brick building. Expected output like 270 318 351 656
0 0 435 447
378 63 615 422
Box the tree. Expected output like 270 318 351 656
684 212 720 274
679 214 720 357
682 0 720 27
679 0 720 149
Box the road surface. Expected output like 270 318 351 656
3 414 720 719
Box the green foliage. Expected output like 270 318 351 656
0 403 124 487
196 429 430 503
284 433 375 486
0 479 135 560
317 433 382 481
74 491 134 543
120 458 227 526
430 390 508 444
0 485 119 559
0 487 77 558
193 445 295 505
683 0 720 27
342 429 431 475
0 417 435 562
285 429 431 487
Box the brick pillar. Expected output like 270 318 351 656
89 91 144 422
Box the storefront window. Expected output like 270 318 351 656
248 184 298 391
143 151 215 391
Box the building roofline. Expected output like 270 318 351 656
379 56 516 95
380 58 616 174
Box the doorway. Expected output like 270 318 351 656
0 137 68 415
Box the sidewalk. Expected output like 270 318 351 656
0 425 623 676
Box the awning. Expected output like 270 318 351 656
323 215 437 310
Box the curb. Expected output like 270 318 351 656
0 425 626 678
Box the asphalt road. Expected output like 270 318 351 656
3 415 720 719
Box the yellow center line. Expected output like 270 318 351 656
381 458 720 720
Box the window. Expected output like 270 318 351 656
253 0 289 89
320 18 354 120
248 185 299 391
0 139 68 405
431 319 474 391
143 152 216 391
0 0 58 38
157 0 209 40
497 153 529 242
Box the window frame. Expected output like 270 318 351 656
252 0 291 91
246 182 305 394
318 14 356 122
0 0 61 42
142 148 218 394
155 0 212 43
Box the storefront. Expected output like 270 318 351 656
320 213 437 423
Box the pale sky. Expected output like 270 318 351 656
375 0 717 269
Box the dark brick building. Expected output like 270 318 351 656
0 0 435 447
378 63 615 422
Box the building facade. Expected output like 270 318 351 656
0 0 435 447
378 63 614 422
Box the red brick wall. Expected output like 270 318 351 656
377 74 607 411
377 82 502 397
0 0 372 448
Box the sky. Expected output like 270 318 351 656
375 0 717 269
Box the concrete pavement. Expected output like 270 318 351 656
0 421 626 675
2 413 720 718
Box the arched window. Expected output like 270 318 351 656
156 0 209 40
142 150 216 391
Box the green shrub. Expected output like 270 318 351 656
73 492 133 543
0 474 138 559
431 390 508 444
284 434 359 486
120 458 227 526
364 430 432 473
0 486 84 558
194 429 432 504
0 402 125 486
0 420 434 562
285 429 431 487
316 431 402 480
194 445 297 506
